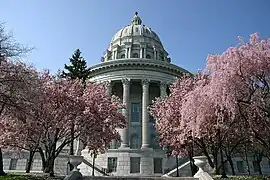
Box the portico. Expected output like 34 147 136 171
105 78 169 149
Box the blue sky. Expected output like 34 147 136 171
1 0 270 73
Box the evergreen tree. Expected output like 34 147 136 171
62 49 90 85
61 49 90 170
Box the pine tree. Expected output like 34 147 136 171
62 49 90 85
61 49 90 170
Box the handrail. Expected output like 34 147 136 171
82 158 110 176
163 161 190 177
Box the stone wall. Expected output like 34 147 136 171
3 151 69 175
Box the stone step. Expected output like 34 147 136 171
82 177 198 180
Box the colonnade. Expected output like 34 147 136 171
106 79 167 149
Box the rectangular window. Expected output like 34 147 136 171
154 158 163 173
237 161 244 173
131 103 140 122
9 159 18 170
107 157 117 172
253 161 260 173
130 157 140 173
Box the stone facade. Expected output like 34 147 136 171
3 151 69 175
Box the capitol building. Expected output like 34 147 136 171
79 12 189 176
2 12 189 177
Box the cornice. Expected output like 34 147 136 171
89 59 191 78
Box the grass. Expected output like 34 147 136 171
0 174 63 180
213 175 269 180
1 174 269 180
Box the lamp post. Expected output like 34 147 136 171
176 156 179 177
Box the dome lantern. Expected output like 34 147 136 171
131 12 142 25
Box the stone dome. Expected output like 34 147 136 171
102 12 171 63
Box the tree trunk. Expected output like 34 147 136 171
0 148 7 176
203 150 215 168
188 145 198 176
227 156 235 175
218 129 227 178
42 129 59 177
68 123 75 171
257 160 262 175
244 144 250 175
214 158 219 174
43 157 55 177
196 138 215 169
25 150 35 173
38 147 46 171
189 156 198 176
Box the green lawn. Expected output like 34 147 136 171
0 174 63 180
214 175 268 180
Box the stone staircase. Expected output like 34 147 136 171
163 156 213 180
79 157 112 176
163 160 191 177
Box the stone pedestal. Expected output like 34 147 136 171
64 155 83 180
193 156 213 180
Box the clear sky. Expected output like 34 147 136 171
1 0 270 73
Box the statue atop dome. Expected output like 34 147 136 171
131 12 142 25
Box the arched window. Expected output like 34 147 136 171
120 54 125 59
132 53 139 58
146 54 151 59
130 134 140 149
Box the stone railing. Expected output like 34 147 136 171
81 158 110 176
162 161 191 177
163 156 213 180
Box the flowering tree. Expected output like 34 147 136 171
0 73 126 176
150 74 208 175
0 60 40 175
0 23 34 176
151 33 270 176
205 33 270 157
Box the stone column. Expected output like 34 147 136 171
140 48 143 58
143 48 146 58
153 46 157 60
125 48 128 58
160 81 167 98
120 78 130 148
128 47 132 58
112 51 115 60
105 80 112 96
115 50 118 59
141 79 150 149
